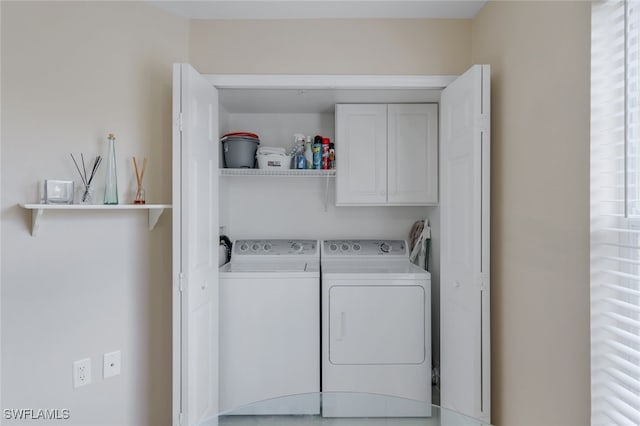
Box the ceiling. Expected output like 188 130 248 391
147 0 487 20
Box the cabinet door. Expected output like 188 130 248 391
173 63 220 426
387 104 438 204
335 104 388 205
440 64 490 423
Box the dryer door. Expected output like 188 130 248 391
329 284 426 365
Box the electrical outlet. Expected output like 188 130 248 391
73 358 91 388
103 351 121 379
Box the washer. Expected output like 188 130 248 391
321 239 431 417
219 239 320 415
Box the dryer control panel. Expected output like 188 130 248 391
322 240 407 257
234 239 317 256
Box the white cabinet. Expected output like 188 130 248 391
335 103 438 206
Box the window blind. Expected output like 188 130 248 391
592 1 640 425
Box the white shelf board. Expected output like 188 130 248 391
207 74 457 90
220 169 336 177
19 204 172 236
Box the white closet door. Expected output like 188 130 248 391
172 63 220 426
335 104 387 205
387 104 438 205
440 64 490 423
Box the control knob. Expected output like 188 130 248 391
380 242 391 253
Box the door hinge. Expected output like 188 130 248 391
479 274 489 291
178 411 184 426
178 272 185 292
476 116 489 133
178 113 184 133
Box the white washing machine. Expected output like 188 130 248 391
219 239 320 415
321 239 431 417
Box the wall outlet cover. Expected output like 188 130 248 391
73 358 91 388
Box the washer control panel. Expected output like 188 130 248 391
323 240 407 256
234 239 317 256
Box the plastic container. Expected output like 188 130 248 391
257 147 291 170
221 132 260 168
322 137 330 170
305 136 313 169
312 144 321 169
329 143 336 169
313 135 323 169
293 134 306 169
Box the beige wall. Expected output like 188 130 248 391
1 2 188 425
472 2 591 425
190 18 471 75
1 2 594 425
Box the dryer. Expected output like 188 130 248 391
219 239 320 415
321 239 431 417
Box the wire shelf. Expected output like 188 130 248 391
220 169 336 177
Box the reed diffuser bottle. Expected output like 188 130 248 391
104 133 119 204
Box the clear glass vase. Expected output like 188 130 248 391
104 133 118 205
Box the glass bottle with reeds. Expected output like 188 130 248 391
70 153 101 204
133 156 147 204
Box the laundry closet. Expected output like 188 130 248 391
172 64 490 426
217 92 438 240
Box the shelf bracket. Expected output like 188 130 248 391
148 207 166 231
31 208 44 237
324 173 331 212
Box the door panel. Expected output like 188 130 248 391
387 104 438 204
329 285 425 365
219 278 320 414
173 63 219 426
440 64 490 423
335 104 387 204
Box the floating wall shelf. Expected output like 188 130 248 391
19 204 172 236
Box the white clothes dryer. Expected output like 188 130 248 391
219 239 320 415
321 239 431 417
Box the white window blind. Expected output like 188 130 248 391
592 1 640 425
